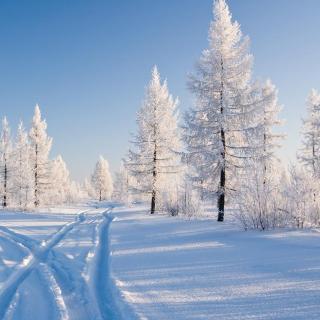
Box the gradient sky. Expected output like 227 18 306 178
0 0 319 180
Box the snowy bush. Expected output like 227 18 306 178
282 166 320 228
235 165 284 230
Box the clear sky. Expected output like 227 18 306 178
0 0 319 180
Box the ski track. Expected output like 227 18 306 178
37 263 69 320
90 209 120 320
0 208 111 320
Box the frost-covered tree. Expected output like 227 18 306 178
235 80 284 230
0 117 12 208
29 105 52 207
91 156 113 201
113 162 131 205
126 66 181 214
68 181 83 203
14 121 32 209
259 80 284 184
299 89 320 176
282 165 320 228
185 0 261 221
83 177 95 199
50 155 72 204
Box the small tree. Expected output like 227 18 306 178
91 156 113 201
29 105 53 207
113 162 131 205
50 155 72 204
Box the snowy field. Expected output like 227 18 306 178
0 204 320 319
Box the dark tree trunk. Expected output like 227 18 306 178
34 143 39 207
3 159 7 208
151 144 157 215
217 58 225 222
217 129 225 222
151 189 156 215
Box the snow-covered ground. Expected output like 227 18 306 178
0 204 117 320
0 203 320 319
110 206 320 320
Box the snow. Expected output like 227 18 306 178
110 205 320 320
0 204 116 319
0 203 320 319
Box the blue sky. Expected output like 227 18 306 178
0 0 319 180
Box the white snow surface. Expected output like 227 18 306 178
110 206 320 320
0 203 320 319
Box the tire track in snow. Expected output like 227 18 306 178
0 226 38 251
0 211 88 319
87 208 123 319
47 215 105 320
37 263 69 320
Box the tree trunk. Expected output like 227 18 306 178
217 145 225 222
217 58 225 222
3 159 7 208
151 145 157 215
151 189 156 215
34 143 39 207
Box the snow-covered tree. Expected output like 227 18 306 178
91 156 113 201
235 80 284 230
50 155 72 204
282 165 320 228
258 80 284 184
0 117 12 208
126 66 181 214
299 89 320 176
68 181 83 203
83 177 95 199
29 105 52 207
184 0 261 221
14 121 32 209
113 162 131 205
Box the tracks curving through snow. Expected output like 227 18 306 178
0 207 117 320
85 210 120 319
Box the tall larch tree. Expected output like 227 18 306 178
29 105 52 207
0 117 12 208
185 0 261 221
126 66 181 214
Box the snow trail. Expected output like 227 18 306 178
0 226 38 251
0 210 88 319
37 263 69 320
87 208 121 319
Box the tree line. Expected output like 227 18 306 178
113 0 320 230
0 105 113 209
